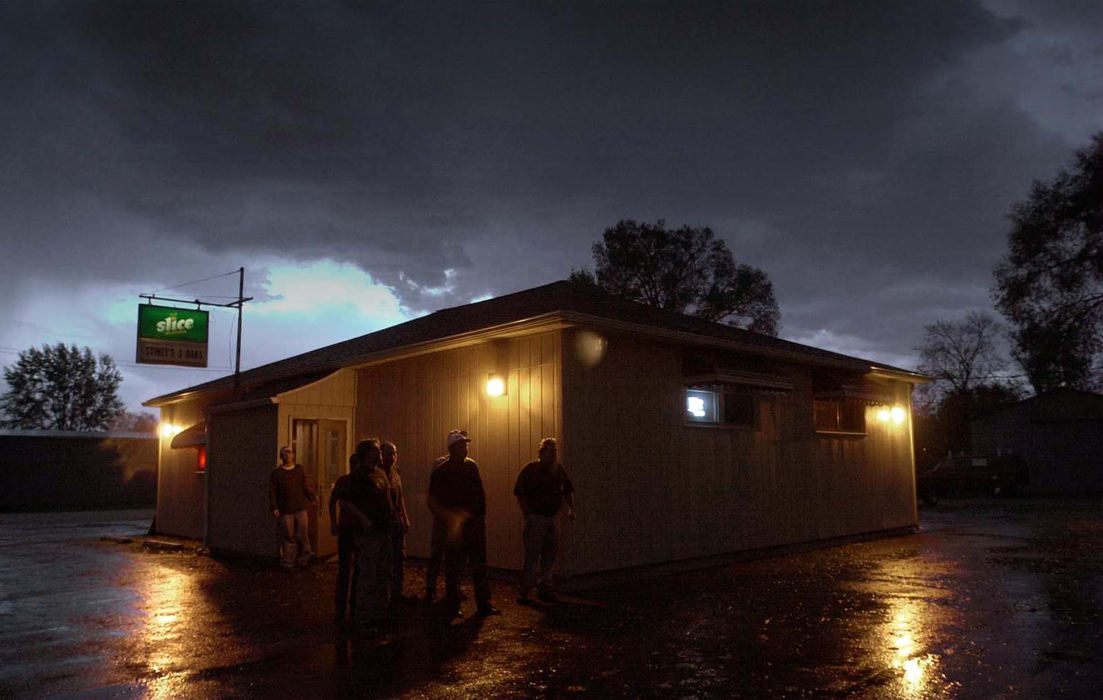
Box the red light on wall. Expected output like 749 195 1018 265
196 445 207 473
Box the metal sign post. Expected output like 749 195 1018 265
138 267 252 379
139 267 251 555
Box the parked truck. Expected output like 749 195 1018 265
917 454 1029 505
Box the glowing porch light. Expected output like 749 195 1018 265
486 374 505 397
875 406 907 425
159 423 182 439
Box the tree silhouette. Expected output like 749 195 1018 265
572 219 780 335
916 312 1010 400
994 133 1103 392
913 312 1020 458
0 344 125 431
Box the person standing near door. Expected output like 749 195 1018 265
269 446 316 572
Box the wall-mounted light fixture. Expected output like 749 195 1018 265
486 373 506 397
875 406 908 426
159 422 183 439
485 340 510 397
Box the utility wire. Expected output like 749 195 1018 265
144 269 242 296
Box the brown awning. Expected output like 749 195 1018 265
814 384 894 405
684 369 794 392
170 422 206 449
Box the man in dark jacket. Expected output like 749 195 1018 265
514 437 575 604
428 429 500 618
380 441 414 604
339 439 396 627
269 446 316 571
422 458 448 605
329 453 363 621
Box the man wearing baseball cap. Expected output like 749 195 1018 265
427 429 500 617
268 446 316 572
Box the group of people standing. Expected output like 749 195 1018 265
329 438 410 625
266 428 575 628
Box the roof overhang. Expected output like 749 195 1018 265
145 307 928 408
342 314 573 371
557 311 928 382
204 397 277 414
144 316 572 407
144 386 233 409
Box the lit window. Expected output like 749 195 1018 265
686 389 718 422
687 395 707 417
686 387 756 427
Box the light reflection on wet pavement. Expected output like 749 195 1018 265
0 499 1099 698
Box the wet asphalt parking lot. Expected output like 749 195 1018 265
0 498 1100 698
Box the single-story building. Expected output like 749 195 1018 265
145 280 925 581
971 388 1103 496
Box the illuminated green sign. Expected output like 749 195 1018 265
138 306 208 342
136 305 209 367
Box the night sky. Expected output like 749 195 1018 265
1 1 1100 413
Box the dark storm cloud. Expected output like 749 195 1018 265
1 1 1098 369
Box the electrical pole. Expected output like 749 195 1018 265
141 269 251 389
233 267 244 399
138 267 252 556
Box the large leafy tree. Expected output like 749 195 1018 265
0 344 125 431
572 219 780 335
994 133 1103 392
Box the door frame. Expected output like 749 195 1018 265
315 418 347 558
288 416 349 558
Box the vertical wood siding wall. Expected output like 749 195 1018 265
277 369 357 462
155 400 208 539
277 371 357 556
811 381 917 537
561 328 917 577
355 332 561 571
160 372 357 556
208 404 279 557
